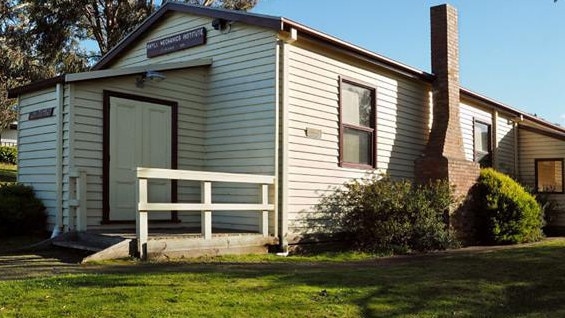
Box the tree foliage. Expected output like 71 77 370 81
1 0 89 133
1 0 258 131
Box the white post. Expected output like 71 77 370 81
76 171 88 231
201 181 212 240
68 175 77 231
260 184 269 237
136 178 149 260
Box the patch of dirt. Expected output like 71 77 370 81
0 247 94 280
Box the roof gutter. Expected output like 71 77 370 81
281 18 435 82
460 87 565 135
8 59 213 98
7 75 65 99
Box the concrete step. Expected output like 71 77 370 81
51 231 133 263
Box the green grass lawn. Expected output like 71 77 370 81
0 162 16 183
0 239 564 317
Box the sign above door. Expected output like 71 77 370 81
146 27 207 58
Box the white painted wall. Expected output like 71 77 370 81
17 88 58 229
66 12 278 232
519 128 565 226
284 41 431 235
460 101 516 176
68 69 207 228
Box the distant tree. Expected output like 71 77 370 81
1 0 258 128
76 0 260 57
185 0 259 11
1 0 88 134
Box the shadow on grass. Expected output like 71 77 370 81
1 240 564 317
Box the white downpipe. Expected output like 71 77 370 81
514 121 520 179
51 83 64 238
273 39 281 239
278 29 296 252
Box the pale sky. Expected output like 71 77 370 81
252 0 565 126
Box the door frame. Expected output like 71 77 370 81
102 90 178 224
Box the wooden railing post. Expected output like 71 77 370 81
136 177 148 260
201 181 212 240
260 184 269 237
134 167 276 259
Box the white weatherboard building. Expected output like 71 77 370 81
8 3 565 258
0 122 17 146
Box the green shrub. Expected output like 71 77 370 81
0 146 17 164
474 168 544 245
0 184 46 237
536 192 561 226
317 175 458 254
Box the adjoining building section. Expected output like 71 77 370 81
7 3 565 257
0 122 17 147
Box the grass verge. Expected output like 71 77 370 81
0 238 564 317
0 163 16 183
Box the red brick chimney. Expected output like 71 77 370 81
414 4 479 197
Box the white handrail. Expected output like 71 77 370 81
135 167 275 260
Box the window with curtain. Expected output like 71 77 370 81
535 159 564 193
339 78 376 168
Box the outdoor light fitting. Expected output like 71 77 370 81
136 70 166 87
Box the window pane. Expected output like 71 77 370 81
342 82 372 127
537 160 563 192
474 122 490 153
343 128 371 165
474 121 492 168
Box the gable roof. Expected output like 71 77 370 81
7 3 565 136
93 2 433 81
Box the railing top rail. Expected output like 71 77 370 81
137 167 275 184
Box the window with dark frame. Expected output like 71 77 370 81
339 77 376 168
535 159 564 193
474 120 492 168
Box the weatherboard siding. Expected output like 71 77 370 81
17 88 58 229
70 69 207 227
460 102 491 163
459 101 516 176
106 12 278 232
519 129 565 226
285 42 431 234
496 115 516 176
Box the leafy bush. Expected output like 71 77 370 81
0 184 46 237
317 175 458 254
536 192 561 226
474 168 544 245
0 146 17 164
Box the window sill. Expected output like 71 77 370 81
339 162 375 170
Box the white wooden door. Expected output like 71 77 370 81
109 97 171 221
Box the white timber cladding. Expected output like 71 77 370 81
496 115 516 175
285 41 431 234
459 101 516 176
17 88 58 229
69 69 207 228
69 12 278 232
519 129 565 226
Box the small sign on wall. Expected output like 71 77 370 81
305 127 322 139
28 107 55 120
146 27 207 58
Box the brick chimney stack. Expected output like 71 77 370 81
415 4 479 197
